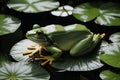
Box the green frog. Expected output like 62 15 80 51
23 24 105 66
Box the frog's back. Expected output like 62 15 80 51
41 24 91 34
41 24 65 34
42 24 92 51
64 24 90 32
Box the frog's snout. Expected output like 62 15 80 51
26 30 36 36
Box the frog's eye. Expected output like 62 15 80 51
36 30 44 36
36 31 42 35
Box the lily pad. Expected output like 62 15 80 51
73 3 99 22
95 2 120 26
100 70 120 80
109 32 120 43
7 0 59 13
10 39 39 61
0 14 21 36
0 61 50 80
99 43 120 68
10 37 104 71
73 2 120 26
51 5 73 17
99 32 120 68
51 45 104 71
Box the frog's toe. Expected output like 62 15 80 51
100 33 105 39
22 52 32 55
22 45 37 55
22 49 39 57
35 56 54 66
22 45 43 57
27 45 36 50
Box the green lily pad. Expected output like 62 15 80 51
99 43 120 68
0 61 50 80
109 32 120 43
99 32 120 68
7 0 59 13
95 2 120 26
100 70 120 80
0 14 21 36
73 2 120 26
51 5 73 17
10 39 39 61
10 38 104 71
73 3 99 22
51 45 103 71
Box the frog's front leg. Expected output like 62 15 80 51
22 45 43 57
35 46 62 66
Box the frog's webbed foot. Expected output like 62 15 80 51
22 45 54 66
93 33 105 39
22 45 42 57
35 56 54 66
100 33 105 39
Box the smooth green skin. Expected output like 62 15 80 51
26 24 101 59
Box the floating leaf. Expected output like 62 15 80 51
95 2 120 26
10 39 39 61
51 5 73 17
109 32 120 43
100 70 120 80
51 45 103 71
99 43 120 68
10 39 104 71
73 3 99 22
0 14 21 36
73 2 120 26
0 61 50 80
7 0 59 13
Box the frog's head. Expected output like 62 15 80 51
26 24 48 44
